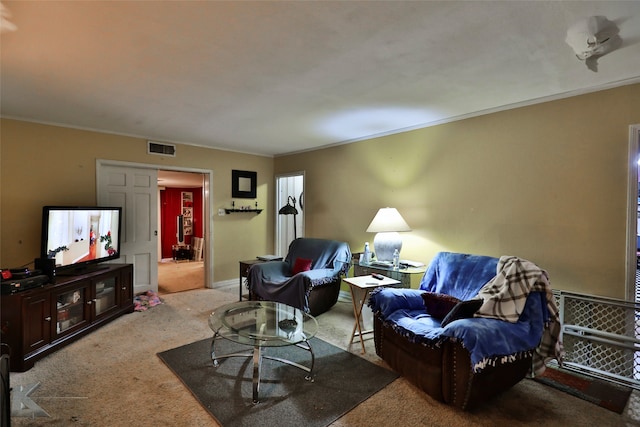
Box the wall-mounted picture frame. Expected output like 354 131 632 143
232 170 257 199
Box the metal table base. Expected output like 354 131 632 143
210 334 315 404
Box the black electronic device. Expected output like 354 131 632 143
1 274 49 294
35 257 56 281
41 206 122 276
8 269 42 280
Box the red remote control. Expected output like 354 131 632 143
372 273 384 280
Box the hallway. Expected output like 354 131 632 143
157 260 204 295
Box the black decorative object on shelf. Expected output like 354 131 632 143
226 199 261 214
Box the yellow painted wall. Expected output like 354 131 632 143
0 119 274 282
3 84 639 298
275 84 640 299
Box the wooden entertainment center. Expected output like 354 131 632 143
0 264 133 372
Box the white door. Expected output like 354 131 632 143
275 173 305 257
97 164 158 294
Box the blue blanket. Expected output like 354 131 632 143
247 238 351 312
369 252 547 372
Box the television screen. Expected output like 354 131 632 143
41 206 122 274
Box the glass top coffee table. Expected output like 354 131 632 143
208 300 319 403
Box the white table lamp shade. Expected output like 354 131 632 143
366 208 411 262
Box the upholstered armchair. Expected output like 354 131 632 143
246 238 351 316
369 252 562 410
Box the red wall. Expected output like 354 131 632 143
160 187 203 259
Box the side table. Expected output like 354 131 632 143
353 263 426 288
238 258 282 301
343 275 401 354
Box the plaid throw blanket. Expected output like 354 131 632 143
475 256 563 375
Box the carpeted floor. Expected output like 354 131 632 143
158 336 398 427
8 284 640 426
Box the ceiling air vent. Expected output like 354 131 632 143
147 141 176 157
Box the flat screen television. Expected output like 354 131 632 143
41 206 122 275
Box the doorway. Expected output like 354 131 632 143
275 172 305 257
96 160 214 294
627 125 640 302
157 170 206 294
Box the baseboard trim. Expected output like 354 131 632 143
209 278 237 290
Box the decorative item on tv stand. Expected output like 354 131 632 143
366 207 411 262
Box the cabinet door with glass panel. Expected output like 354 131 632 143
93 274 120 318
53 282 91 337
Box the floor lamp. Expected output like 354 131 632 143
279 196 299 239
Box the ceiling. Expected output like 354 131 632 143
1 1 640 158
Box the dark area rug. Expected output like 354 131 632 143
157 336 399 427
534 366 632 413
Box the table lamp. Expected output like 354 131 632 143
366 207 411 262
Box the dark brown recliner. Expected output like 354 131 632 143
369 252 559 410
373 315 533 409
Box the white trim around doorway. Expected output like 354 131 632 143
96 159 215 288
626 124 640 301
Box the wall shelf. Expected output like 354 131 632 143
225 209 263 214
